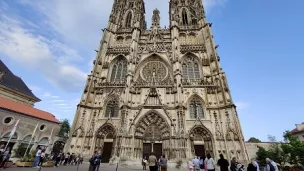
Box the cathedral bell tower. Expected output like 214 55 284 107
66 0 249 164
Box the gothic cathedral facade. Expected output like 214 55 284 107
66 0 249 163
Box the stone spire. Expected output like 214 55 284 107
151 8 160 28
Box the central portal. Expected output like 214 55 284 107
134 111 171 160
143 143 163 159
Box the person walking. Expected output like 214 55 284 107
33 147 42 168
192 156 200 171
148 153 157 171
217 154 229 171
205 153 216 171
159 155 168 171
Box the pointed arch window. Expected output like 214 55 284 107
110 56 127 83
189 98 204 119
182 9 188 25
125 12 132 28
182 56 201 81
105 100 119 118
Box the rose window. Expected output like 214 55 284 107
142 61 167 83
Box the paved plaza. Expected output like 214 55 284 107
6 163 185 171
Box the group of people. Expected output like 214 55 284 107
88 151 102 171
188 154 279 171
0 145 11 169
142 153 168 171
52 151 83 167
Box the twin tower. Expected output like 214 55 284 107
65 0 249 165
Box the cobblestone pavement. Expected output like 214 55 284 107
5 163 186 171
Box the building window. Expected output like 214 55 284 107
189 98 204 119
3 116 14 125
40 124 46 131
125 12 132 28
182 56 201 80
105 100 119 118
110 56 128 83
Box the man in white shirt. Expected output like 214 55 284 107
32 147 42 168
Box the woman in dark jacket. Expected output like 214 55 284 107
247 162 257 171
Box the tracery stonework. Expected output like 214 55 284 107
65 0 249 165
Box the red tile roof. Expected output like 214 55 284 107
291 128 304 134
0 96 60 123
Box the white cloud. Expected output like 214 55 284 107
0 13 87 92
204 0 228 12
235 102 249 110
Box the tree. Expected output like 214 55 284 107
256 135 289 168
248 137 262 143
281 131 304 166
58 119 70 137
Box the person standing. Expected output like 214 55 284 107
247 160 257 171
205 153 216 171
0 145 4 168
88 151 98 171
192 156 200 171
230 157 238 171
142 156 148 170
148 153 157 171
54 151 62 167
0 148 11 169
266 158 278 171
251 159 260 171
217 154 229 171
159 155 168 171
33 147 42 168
94 151 102 171
188 159 194 171
38 149 46 167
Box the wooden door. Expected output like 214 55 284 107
153 143 163 159
194 145 206 157
143 143 152 159
101 142 113 163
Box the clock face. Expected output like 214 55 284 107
141 61 168 84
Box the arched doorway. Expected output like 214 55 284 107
0 132 18 149
38 137 49 150
134 111 170 160
95 124 116 163
189 126 214 158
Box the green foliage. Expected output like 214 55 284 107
281 131 304 166
248 137 262 143
256 135 289 167
58 119 70 137
256 132 304 168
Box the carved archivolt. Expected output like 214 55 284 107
189 126 213 141
96 124 116 139
135 111 171 140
